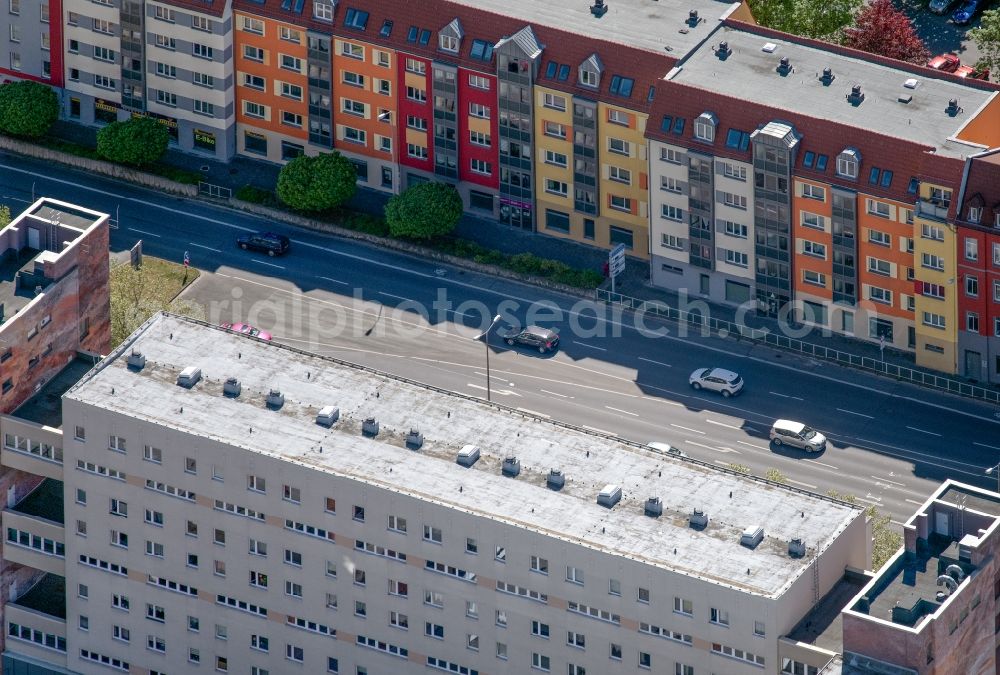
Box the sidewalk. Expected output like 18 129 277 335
48 121 995 393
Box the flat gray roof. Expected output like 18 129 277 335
671 25 997 158
449 0 738 57
67 313 863 597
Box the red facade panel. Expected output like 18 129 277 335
457 66 498 189
396 55 433 174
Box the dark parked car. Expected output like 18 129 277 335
928 0 960 14
952 0 982 25
500 325 560 353
237 232 290 256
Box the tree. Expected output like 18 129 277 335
276 152 357 212
844 0 929 64
97 116 170 167
385 182 463 240
109 259 202 348
0 81 59 138
868 506 903 569
969 8 1000 76
748 0 861 39
0 204 11 229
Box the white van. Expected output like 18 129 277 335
769 419 827 452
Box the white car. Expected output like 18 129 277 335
647 442 686 458
689 367 744 397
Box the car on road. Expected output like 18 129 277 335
220 322 272 341
926 53 960 72
647 442 686 458
952 0 982 25
769 419 827 452
688 367 744 397
236 232 290 256
500 325 560 353
928 0 960 14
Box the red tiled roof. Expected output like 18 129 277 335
959 149 1000 229
159 0 228 18
232 0 672 112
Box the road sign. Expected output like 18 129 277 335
183 250 190 268
608 243 626 293
130 240 143 269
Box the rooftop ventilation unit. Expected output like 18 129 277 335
820 67 834 84
126 350 146 370
689 508 708 529
405 429 424 449
547 469 565 490
903 78 918 89
687 9 699 26
777 56 792 75
501 456 521 477
740 525 764 548
597 484 622 508
644 496 663 517
762 42 777 54
362 417 379 437
788 538 806 558
223 377 242 397
945 564 965 582
947 98 961 115
176 366 201 388
716 41 731 58
265 389 284 409
898 93 913 104
936 574 957 593
316 406 340 427
457 444 480 467
590 0 607 17
847 85 865 105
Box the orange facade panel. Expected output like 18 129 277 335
331 37 397 160
856 195 916 320
792 181 834 301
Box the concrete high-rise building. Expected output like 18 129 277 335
0 311 869 674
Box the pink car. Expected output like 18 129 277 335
219 322 272 341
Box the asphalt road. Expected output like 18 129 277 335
3 152 999 524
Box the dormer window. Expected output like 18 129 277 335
581 69 598 87
438 18 462 54
836 148 860 179
579 53 603 89
694 112 717 143
968 206 982 223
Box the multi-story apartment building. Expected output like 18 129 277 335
840 480 999 674
0 0 62 85
0 198 110 657
0 311 870 674
955 148 1000 383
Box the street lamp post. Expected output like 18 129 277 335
475 315 503 403
986 462 1000 494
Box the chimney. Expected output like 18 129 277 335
778 56 791 74
716 41 731 58
688 9 699 26
591 0 608 17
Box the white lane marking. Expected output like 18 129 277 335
539 389 569 398
872 475 906 488
378 291 414 302
319 276 350 286
128 227 161 238
583 425 614 436
788 478 818 489
658 399 685 407
837 408 874 419
251 259 285 270
638 357 672 368
974 441 1000 450
605 406 638 417
685 440 738 454
516 407 551 419
737 440 771 451
856 496 882 506
906 426 942 437
670 423 705 435
466 383 521 397
905 499 924 505
891 520 907 527
803 459 839 470
188 242 221 252
769 391 805 401
704 418 746 431
713 460 733 468
571 340 607 351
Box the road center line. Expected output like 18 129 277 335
872 475 906 487
188 242 221 252
637 357 672 368
788 478 818 489
539 389 569 398
685 440 734 453
128 227 161 238
837 408 874 419
974 441 1000 450
803 459 839 470
704 418 744 430
670 423 705 435
605 406 638 417
251 259 285 270
769 391 789 398
377 291 414 302
319 276 350 286
905 499 924 505
906 426 942 437
737 440 770 451
571 340 607 351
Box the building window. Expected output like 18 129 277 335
803 270 827 287
921 223 945 241
868 230 891 246
967 312 980 333
610 226 634 249
439 34 459 52
803 240 827 258
543 93 566 111
662 205 683 221
694 112 717 142
545 210 570 233
923 312 946 329
724 250 748 267
836 149 860 179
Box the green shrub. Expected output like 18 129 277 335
96 116 170 167
146 164 201 185
235 185 276 204
385 182 463 240
0 81 59 138
277 152 357 212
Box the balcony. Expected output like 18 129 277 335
916 199 949 222
7 573 68 668
3 479 65 575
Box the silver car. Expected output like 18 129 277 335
769 419 827 452
689 367 744 397
647 442 686 458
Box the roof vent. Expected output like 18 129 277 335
788 538 806 557
590 0 607 17
223 377 242 397
762 42 777 53
947 98 961 115
316 406 340 427
265 389 284 409
457 444 481 467
946 564 965 582
501 456 521 477
176 366 201 388
362 417 379 437
903 77 919 89
847 84 865 105
126 350 146 370
716 41 731 58
597 484 622 508
547 469 565 490
687 9 700 26
405 429 424 449
820 67 834 84
644 496 663 517
777 56 792 75
898 93 913 104
741 525 765 549
689 508 709 529
936 575 957 593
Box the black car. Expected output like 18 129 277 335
237 232 290 256
500 325 560 353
